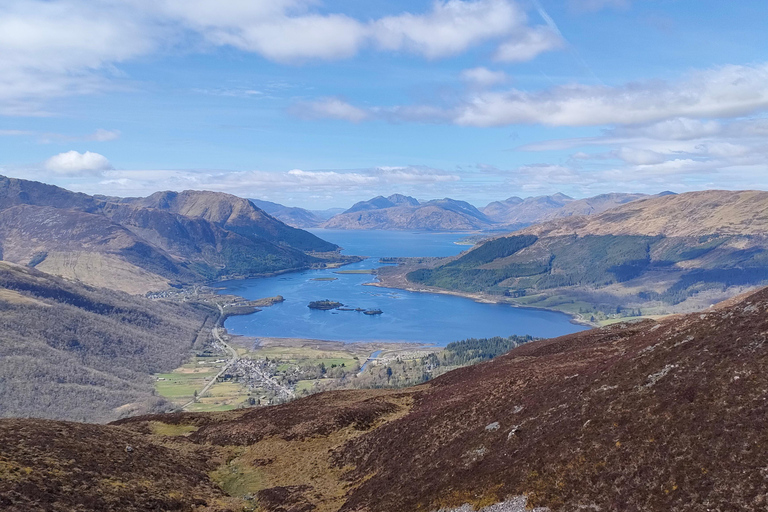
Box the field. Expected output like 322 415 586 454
155 334 429 413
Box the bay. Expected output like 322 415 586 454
219 229 588 345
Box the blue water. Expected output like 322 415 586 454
219 229 588 346
359 350 383 372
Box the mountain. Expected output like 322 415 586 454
121 190 336 253
344 193 420 214
0 261 214 423
407 190 768 320
482 192 655 227
323 195 492 230
250 198 325 228
5 286 768 511
0 176 346 294
311 207 345 220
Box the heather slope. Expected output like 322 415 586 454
15 286 764 512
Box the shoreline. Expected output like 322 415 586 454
365 276 598 328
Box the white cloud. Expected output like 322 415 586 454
44 150 113 175
0 0 564 114
568 0 631 12
494 26 564 62
372 0 522 58
460 67 509 87
0 0 156 115
293 98 370 122
67 166 462 203
311 63 768 128
86 129 121 142
613 147 667 165
453 63 768 127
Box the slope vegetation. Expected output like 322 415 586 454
5 287 768 511
408 190 768 319
0 176 344 294
0 261 215 423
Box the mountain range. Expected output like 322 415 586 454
4 284 768 511
406 190 768 320
0 176 348 294
250 192 660 231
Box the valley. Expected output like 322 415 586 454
5 283 768 511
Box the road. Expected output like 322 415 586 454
181 303 238 410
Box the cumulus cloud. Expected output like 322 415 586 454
460 67 509 87
453 63 768 127
494 26 564 62
305 63 768 129
0 0 156 115
371 0 521 58
0 0 567 114
44 150 113 175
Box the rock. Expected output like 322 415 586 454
485 422 500 431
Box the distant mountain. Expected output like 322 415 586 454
7 285 768 511
0 261 214 422
0 176 345 294
482 192 654 227
344 193 420 214
311 207 345 220
250 198 325 228
408 190 768 318
323 195 492 230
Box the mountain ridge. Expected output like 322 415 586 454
405 189 768 320
0 176 347 294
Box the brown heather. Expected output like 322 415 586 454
4 286 768 511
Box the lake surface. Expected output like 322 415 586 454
219 229 588 346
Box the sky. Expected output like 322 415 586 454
1 0 767 209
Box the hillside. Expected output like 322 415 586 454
324 195 492 230
122 190 337 252
250 198 325 228
482 192 654 228
0 261 215 423
0 176 347 294
405 190 768 320
5 286 768 511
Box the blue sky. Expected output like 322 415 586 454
1 0 767 208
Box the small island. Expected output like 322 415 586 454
308 300 384 315
308 300 343 310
